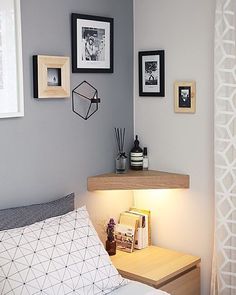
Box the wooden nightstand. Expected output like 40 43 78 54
111 246 201 295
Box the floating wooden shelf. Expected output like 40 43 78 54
87 170 190 191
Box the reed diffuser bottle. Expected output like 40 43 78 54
114 128 127 174
130 135 143 170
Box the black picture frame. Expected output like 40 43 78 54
71 13 114 73
138 50 165 97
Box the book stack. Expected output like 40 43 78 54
114 208 151 253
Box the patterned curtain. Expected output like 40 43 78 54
213 0 236 294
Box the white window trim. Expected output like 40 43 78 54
0 0 24 118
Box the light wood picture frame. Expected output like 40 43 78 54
174 81 196 113
33 55 70 99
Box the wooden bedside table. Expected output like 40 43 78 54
111 246 201 295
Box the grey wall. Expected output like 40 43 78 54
0 0 133 209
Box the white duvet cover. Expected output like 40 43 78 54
109 281 170 295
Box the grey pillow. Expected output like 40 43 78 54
0 193 75 231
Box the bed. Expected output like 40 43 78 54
0 193 169 295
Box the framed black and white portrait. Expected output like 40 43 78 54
71 13 114 73
174 81 196 113
138 50 165 97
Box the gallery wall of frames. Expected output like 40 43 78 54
0 0 195 120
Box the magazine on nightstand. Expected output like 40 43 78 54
130 207 151 246
115 209 150 251
120 211 147 249
114 223 136 253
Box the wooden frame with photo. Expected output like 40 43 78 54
33 55 70 99
174 81 196 113
139 50 165 97
71 13 114 73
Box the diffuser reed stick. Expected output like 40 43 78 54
114 127 126 153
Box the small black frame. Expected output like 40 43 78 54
138 50 165 97
71 13 114 73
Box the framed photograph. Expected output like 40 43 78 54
33 55 70 99
139 50 165 97
71 13 114 73
174 81 196 113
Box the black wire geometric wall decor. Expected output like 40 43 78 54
72 81 101 120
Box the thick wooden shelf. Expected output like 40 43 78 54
87 170 190 191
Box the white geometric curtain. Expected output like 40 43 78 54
213 0 236 294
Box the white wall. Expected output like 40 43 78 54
134 0 215 294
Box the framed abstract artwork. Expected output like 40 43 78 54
0 0 24 118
